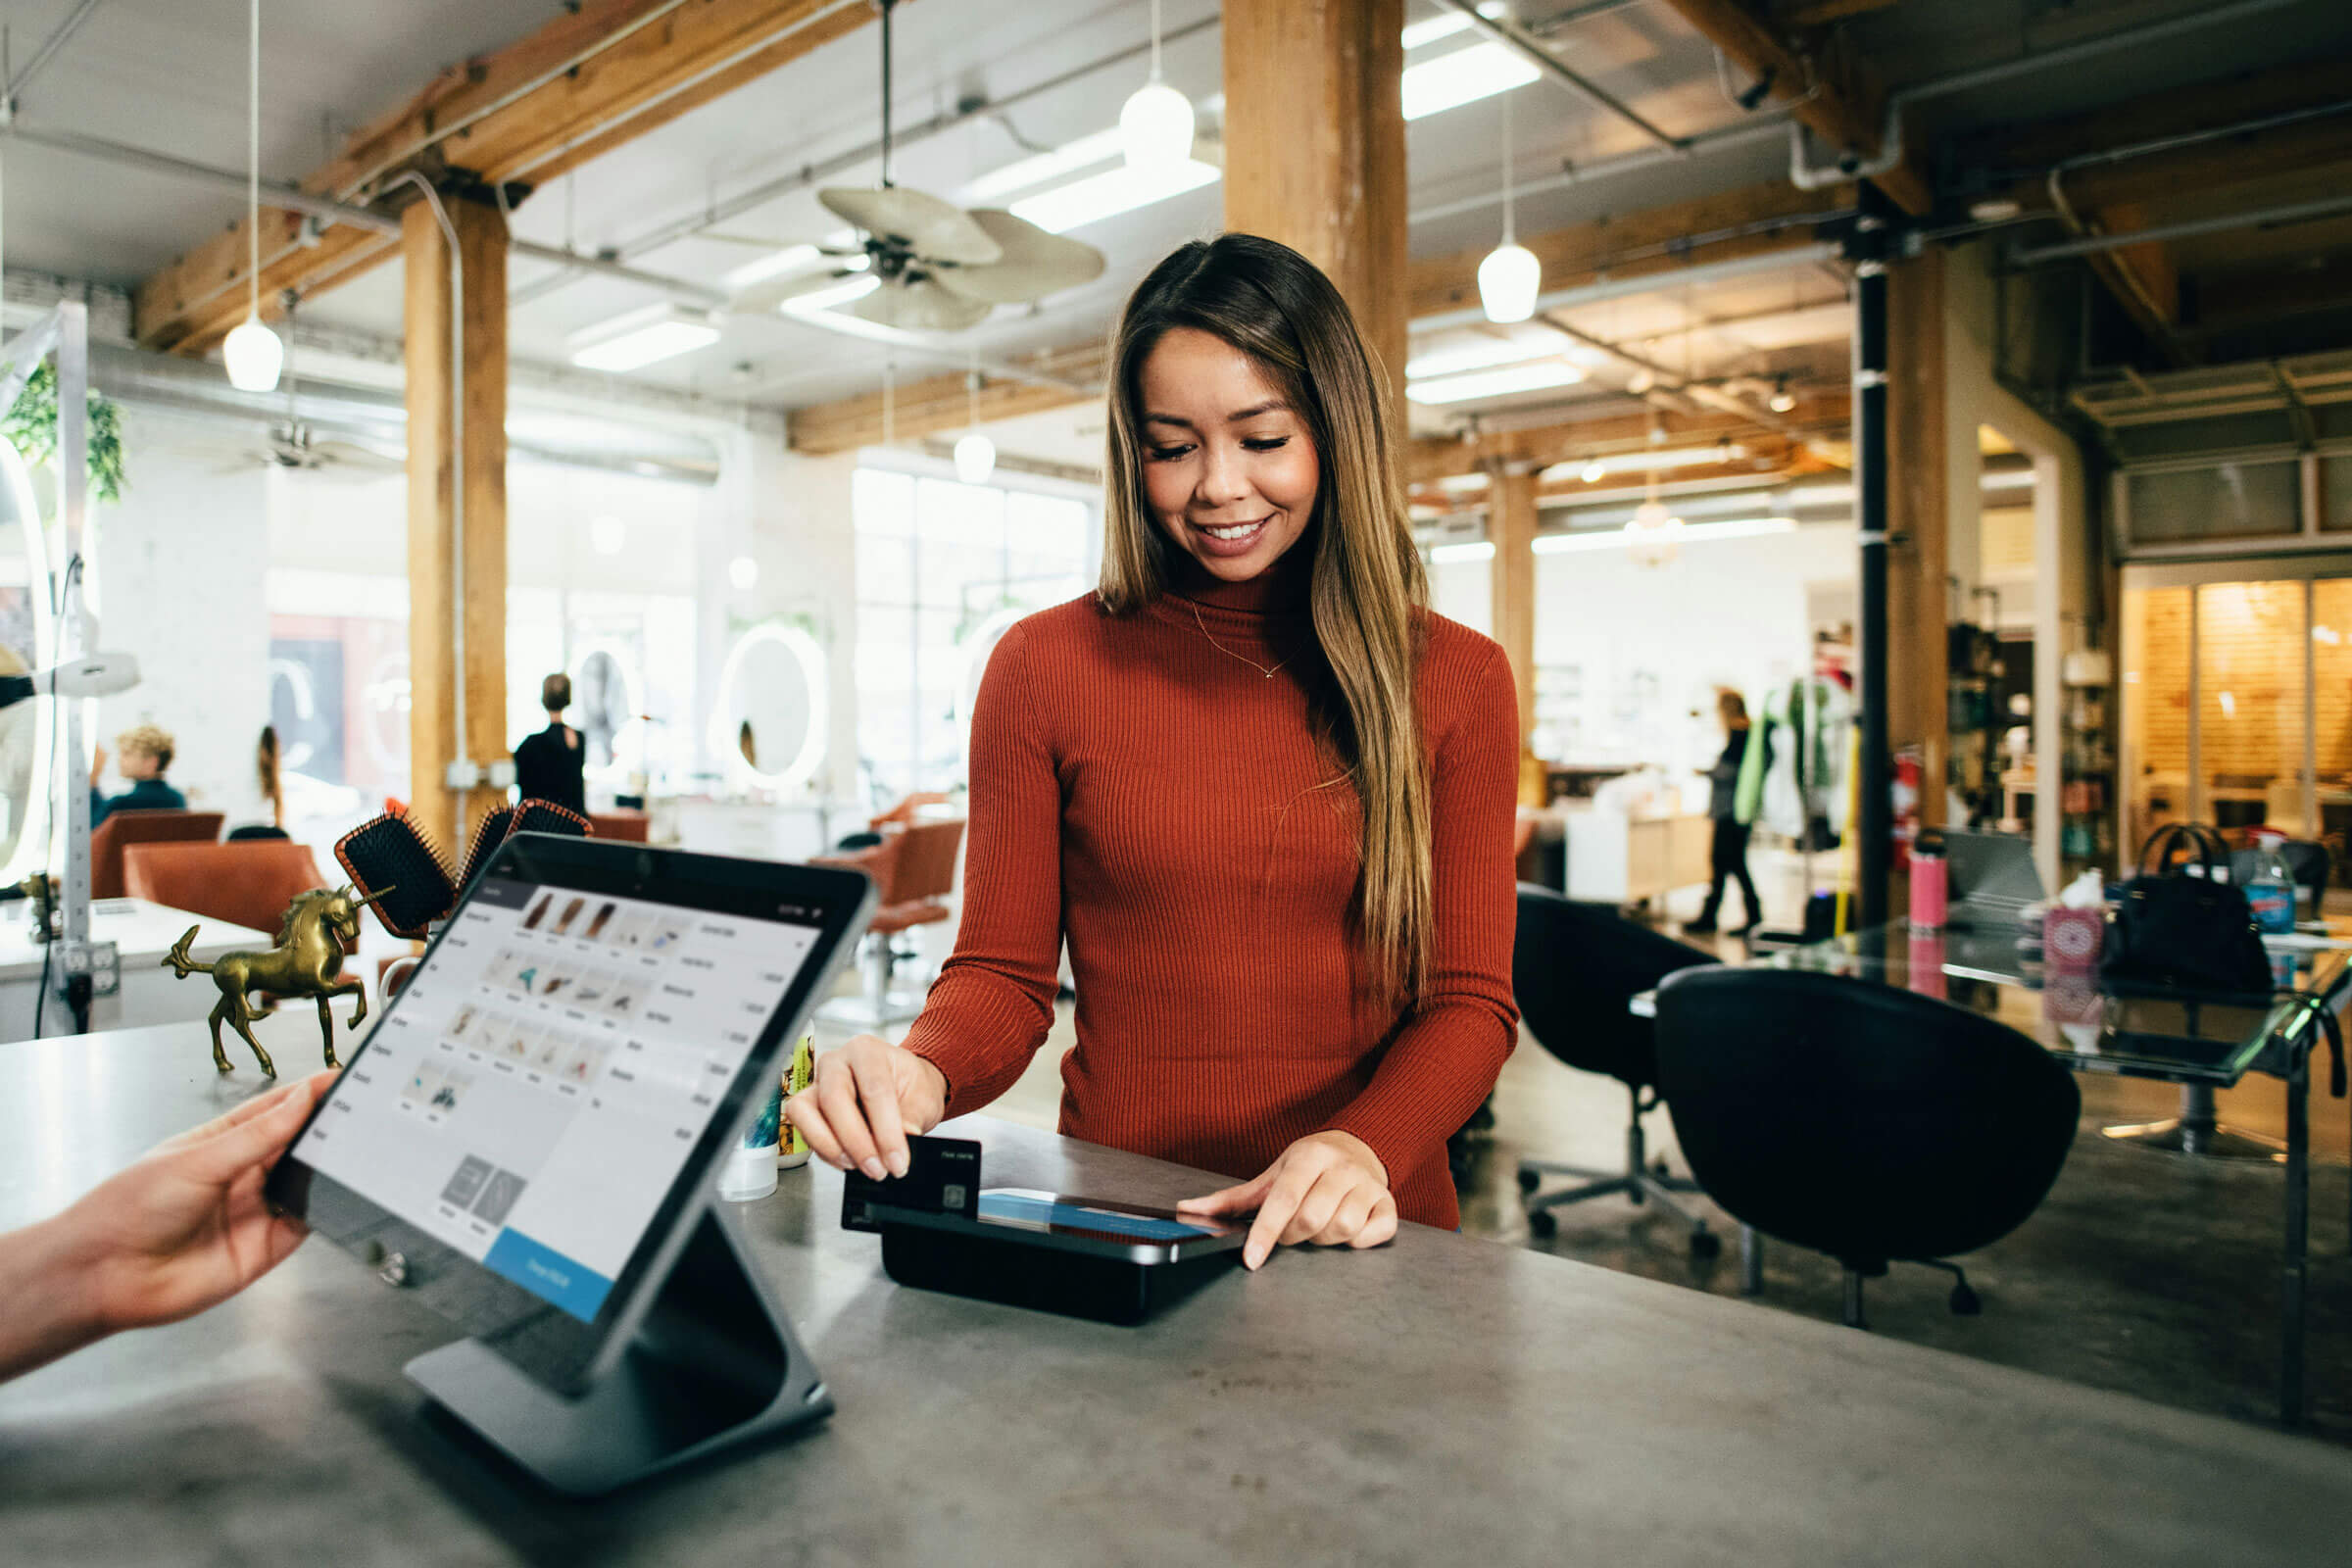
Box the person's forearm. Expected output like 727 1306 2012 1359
0 1214 104 1383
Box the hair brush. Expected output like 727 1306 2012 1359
337 813 460 940
459 806 517 893
511 799 594 841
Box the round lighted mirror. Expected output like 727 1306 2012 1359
712 623 827 793
570 644 642 775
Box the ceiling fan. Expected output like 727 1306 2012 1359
731 0 1104 332
225 300 404 479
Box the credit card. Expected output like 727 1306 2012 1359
840 1134 982 1233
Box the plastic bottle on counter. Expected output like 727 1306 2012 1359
718 1072 783 1201
779 1033 814 1170
2242 832 2298 935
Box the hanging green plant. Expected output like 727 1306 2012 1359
3 362 126 504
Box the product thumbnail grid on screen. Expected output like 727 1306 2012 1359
291 878 822 1322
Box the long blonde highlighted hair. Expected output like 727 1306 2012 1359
1098 234 1433 1003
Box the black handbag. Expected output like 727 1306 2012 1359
2099 823 2273 1000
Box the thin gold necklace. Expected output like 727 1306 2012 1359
1189 600 1288 680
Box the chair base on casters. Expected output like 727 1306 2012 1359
815 932 930 1030
1519 1087 1717 1257
2102 1083 2284 1164
1841 1259 1980 1330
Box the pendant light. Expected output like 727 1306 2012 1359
221 0 283 393
1120 0 1195 170
953 358 995 485
1477 82 1540 324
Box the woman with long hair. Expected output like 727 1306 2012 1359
789 234 1519 1263
1688 688 1761 935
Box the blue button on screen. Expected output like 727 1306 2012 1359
482 1229 614 1321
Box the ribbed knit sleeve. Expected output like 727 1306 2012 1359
900 620 1062 1113
1322 643 1521 1189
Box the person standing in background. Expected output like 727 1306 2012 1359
513 672 586 815
1688 689 1761 935
227 725 290 840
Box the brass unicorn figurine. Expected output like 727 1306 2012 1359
163 883 393 1077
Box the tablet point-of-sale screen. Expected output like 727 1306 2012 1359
294 877 821 1321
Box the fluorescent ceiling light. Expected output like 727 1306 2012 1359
782 273 882 317
1400 1 1506 51
963 126 1126 204
1434 472 1491 494
1405 325 1574 380
725 243 818 290
1531 515 1797 554
723 229 861 290
569 304 721 371
1539 444 1747 481
1406 359 1586 405
1009 157 1219 234
1429 540 1496 564
1403 41 1541 121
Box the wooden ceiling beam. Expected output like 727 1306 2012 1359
786 342 1111 456
133 0 882 355
1407 180 1853 322
1656 0 1933 215
1401 387 1851 488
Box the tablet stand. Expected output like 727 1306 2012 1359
405 1204 832 1496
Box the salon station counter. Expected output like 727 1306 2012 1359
4 1025 2350 1566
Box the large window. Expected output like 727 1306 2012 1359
853 467 1093 800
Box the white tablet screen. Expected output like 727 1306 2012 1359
291 875 822 1322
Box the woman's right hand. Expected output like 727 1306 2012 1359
783 1034 948 1181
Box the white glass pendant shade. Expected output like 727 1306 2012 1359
1120 80 1195 170
1477 243 1541 324
1623 498 1684 567
954 432 998 486
223 315 285 392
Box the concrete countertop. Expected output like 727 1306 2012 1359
3 1025 2350 1566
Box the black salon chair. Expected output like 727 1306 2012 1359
1652 966 2080 1328
1513 885 1722 1253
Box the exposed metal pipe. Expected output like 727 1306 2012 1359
1434 0 1683 152
2011 189 2352 265
1891 0 2308 108
1407 118 1789 226
3 122 401 234
3 0 105 110
510 240 727 309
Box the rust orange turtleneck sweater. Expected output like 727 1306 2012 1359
901 550 1520 1228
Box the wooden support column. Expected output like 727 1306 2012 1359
1221 0 1408 405
405 192 509 857
1886 247 1948 834
1488 465 1541 741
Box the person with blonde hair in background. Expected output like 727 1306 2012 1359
789 233 1520 1266
89 722 185 829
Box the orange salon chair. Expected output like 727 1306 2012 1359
92 810 223 900
122 840 354 952
813 815 965 1028
588 811 653 843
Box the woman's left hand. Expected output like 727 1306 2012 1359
1175 1131 1396 1270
